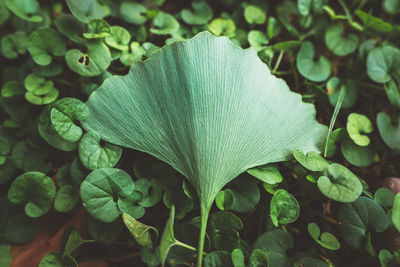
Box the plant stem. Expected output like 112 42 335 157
196 204 210 267
272 51 284 74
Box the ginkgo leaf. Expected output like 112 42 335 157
83 31 327 265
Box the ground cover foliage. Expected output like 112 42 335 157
0 0 400 266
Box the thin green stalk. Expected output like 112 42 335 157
196 204 210 267
324 85 345 157
272 51 284 74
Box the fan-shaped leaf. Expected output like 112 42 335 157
83 32 327 264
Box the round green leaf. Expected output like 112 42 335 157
54 185 79 213
338 197 390 248
327 78 358 109
38 106 77 151
117 190 145 219
27 27 66 66
150 13 179 35
11 141 52 173
317 163 362 202
80 168 134 222
325 23 358 56
135 178 162 207
377 112 400 152
247 164 282 185
209 18 236 37
247 30 269 52
374 187 395 209
308 222 340 250
293 149 329 172
120 2 147 25
55 14 87 44
1 81 25 97
66 0 104 23
50 97 89 143
383 0 400 14
83 19 111 39
24 73 59 105
78 132 122 170
270 189 300 227
341 136 374 167
1 31 28 59
244 5 266 25
215 190 234 211
297 41 331 82
253 229 293 266
346 113 373 147
8 172 56 218
393 193 400 232
5 0 42 22
366 46 400 83
181 1 213 25
105 26 131 51
65 41 111 77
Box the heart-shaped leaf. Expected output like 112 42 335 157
83 19 111 39
117 190 145 219
8 172 56 218
247 164 282 185
105 26 131 51
337 196 390 248
347 113 373 147
78 132 122 170
27 27 66 66
297 41 331 82
55 14 87 44
66 0 104 23
252 229 293 266
54 185 79 213
247 30 269 52
50 97 89 143
80 168 134 222
293 149 329 172
1 31 28 59
181 1 213 25
65 41 111 77
366 46 400 83
374 187 395 208
327 77 359 109
341 136 374 167
325 23 358 56
393 193 400 232
308 222 340 250
377 112 400 152
270 189 300 227
244 5 266 25
120 2 147 25
150 13 179 35
24 73 59 105
83 32 327 264
5 0 42 22
209 18 236 37
317 163 362 202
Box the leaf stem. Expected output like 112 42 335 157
196 203 210 267
272 51 284 74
